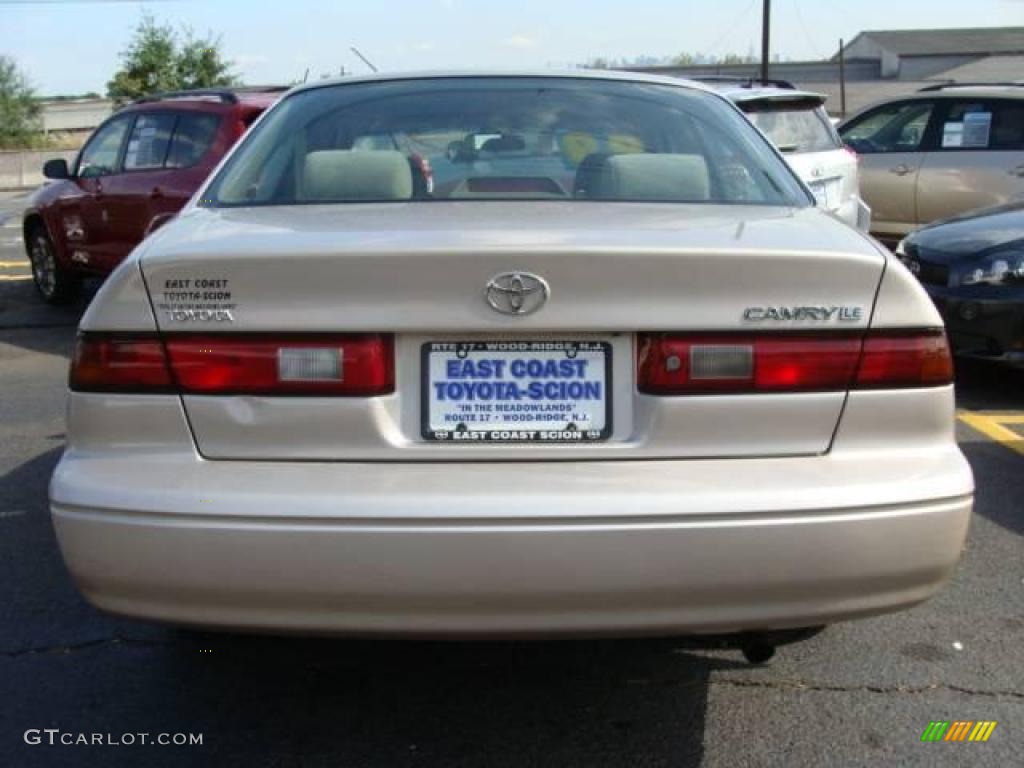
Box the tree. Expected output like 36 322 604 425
176 30 237 91
720 52 756 65
673 52 696 66
0 55 42 149
107 14 238 103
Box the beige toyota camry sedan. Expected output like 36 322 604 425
50 72 973 660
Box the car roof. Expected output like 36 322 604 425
915 83 1024 98
839 84 1024 128
287 69 719 96
126 86 287 111
713 86 827 107
855 84 1024 107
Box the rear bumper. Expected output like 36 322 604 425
51 449 973 637
831 196 871 232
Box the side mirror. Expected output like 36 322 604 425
43 158 70 180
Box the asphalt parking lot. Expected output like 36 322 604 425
0 198 1022 767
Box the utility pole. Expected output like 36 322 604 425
838 39 847 118
760 0 771 82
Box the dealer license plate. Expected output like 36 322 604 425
422 341 612 443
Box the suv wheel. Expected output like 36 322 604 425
28 226 80 305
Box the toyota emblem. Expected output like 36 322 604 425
485 272 550 316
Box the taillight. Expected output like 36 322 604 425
70 334 394 396
231 119 248 143
638 334 862 394
854 331 953 388
70 335 175 393
637 330 952 394
165 334 393 395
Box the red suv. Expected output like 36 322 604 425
22 87 285 304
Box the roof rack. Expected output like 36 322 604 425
687 75 796 90
918 81 1024 92
133 85 289 105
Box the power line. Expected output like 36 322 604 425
790 0 826 60
705 0 758 56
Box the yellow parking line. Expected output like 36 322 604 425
0 260 29 267
0 275 32 281
958 410 1024 456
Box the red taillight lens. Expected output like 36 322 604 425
165 334 394 395
231 119 248 143
70 334 394 396
638 334 863 394
638 330 952 394
855 331 953 388
70 335 175 393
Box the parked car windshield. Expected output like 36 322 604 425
202 77 809 207
745 105 840 154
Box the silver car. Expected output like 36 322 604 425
51 72 972 658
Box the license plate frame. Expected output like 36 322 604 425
421 340 613 443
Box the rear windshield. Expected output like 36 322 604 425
201 77 809 207
745 104 840 154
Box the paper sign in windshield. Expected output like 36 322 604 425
962 112 992 148
943 112 992 149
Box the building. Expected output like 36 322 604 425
625 26 1024 118
39 98 114 137
840 27 1024 80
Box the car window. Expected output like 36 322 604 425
166 113 221 168
938 100 1024 151
76 115 132 178
840 101 935 154
202 78 809 207
991 102 1024 150
745 105 839 154
123 113 176 170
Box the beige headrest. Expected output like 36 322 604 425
603 153 711 201
302 150 412 201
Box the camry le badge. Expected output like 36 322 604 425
485 272 550 316
743 305 864 322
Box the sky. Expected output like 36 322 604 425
2 0 1023 95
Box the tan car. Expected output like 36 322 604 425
50 72 972 662
839 84 1024 246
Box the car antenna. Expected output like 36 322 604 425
350 47 379 73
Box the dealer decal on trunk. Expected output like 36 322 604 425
156 277 236 323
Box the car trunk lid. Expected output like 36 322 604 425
140 202 885 460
